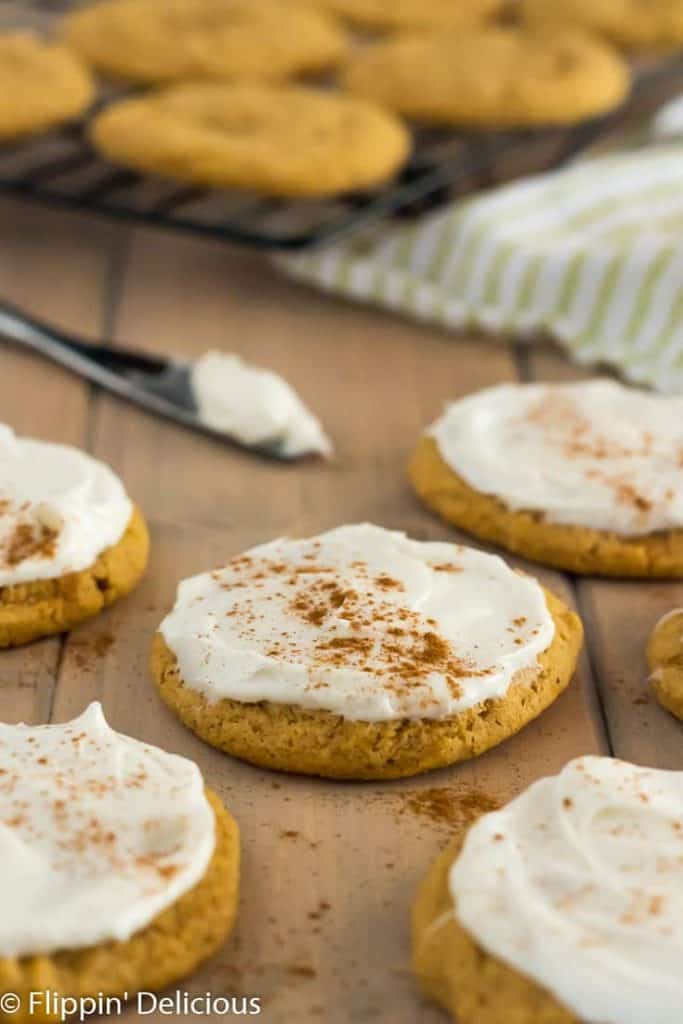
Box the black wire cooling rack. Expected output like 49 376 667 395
2 1 683 250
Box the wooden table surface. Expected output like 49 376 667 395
1 195 681 1023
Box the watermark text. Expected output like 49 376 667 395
0 990 261 1020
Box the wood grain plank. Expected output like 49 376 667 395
0 197 122 724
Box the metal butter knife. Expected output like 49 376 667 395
0 299 303 460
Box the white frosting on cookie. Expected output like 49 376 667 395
449 756 683 1024
430 379 683 536
0 424 132 586
0 703 215 958
159 523 554 722
190 351 332 457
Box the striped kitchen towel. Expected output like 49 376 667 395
281 145 683 392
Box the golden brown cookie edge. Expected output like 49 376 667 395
408 436 683 578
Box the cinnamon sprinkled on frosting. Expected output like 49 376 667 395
2 519 59 569
0 704 214 959
230 554 478 697
0 423 132 586
159 524 555 722
430 380 683 536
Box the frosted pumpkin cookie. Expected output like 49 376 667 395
151 524 582 780
414 755 683 1023
62 0 349 85
647 608 683 721
0 424 148 647
409 380 683 578
0 32 93 141
522 0 683 51
0 704 239 1024
91 82 410 198
314 0 502 32
341 27 630 127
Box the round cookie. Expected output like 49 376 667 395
409 380 683 578
647 608 683 721
91 82 410 197
151 524 583 780
0 32 93 141
341 27 630 127
313 0 503 32
522 0 683 51
0 707 239 1023
0 425 149 647
62 0 350 85
414 756 683 1023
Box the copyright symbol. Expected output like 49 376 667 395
0 993 20 1014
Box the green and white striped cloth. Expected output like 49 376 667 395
281 145 683 392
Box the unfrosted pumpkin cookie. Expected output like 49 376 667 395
0 424 149 647
341 27 630 127
409 380 683 578
151 523 582 780
91 82 410 197
313 0 502 32
0 32 93 141
0 704 239 1024
413 755 683 1023
647 608 683 721
522 0 683 51
62 0 349 85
